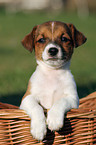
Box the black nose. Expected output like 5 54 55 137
48 47 58 56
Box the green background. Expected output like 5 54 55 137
0 10 96 106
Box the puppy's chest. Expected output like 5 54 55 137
30 70 67 109
39 76 61 96
37 77 63 109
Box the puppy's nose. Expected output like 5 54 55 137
48 47 58 56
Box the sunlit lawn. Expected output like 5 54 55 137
0 10 96 106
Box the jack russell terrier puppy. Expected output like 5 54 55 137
20 21 87 140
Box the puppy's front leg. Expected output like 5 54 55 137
47 95 79 131
20 95 46 140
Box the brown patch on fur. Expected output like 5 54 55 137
52 22 74 59
22 81 32 100
22 21 87 61
67 23 87 48
21 26 38 52
34 23 53 60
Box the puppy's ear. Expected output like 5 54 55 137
21 26 37 52
67 24 87 48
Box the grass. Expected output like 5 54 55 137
0 10 96 106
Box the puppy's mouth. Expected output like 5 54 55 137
42 52 68 68
43 56 67 68
47 57 59 61
46 55 68 61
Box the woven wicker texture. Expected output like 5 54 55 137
0 92 96 145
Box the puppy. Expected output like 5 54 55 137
20 21 87 140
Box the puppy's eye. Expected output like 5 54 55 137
61 36 69 42
37 38 45 43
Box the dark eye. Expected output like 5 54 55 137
61 36 69 42
37 38 45 43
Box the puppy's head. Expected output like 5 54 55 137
22 21 87 68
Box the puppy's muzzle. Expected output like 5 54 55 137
48 47 59 56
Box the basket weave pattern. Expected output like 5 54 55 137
0 92 96 145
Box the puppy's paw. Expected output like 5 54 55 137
30 119 47 140
47 108 64 131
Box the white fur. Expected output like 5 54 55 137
20 60 79 140
20 94 46 140
52 22 54 41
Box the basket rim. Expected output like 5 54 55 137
0 91 96 120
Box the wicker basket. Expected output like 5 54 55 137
0 92 96 145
